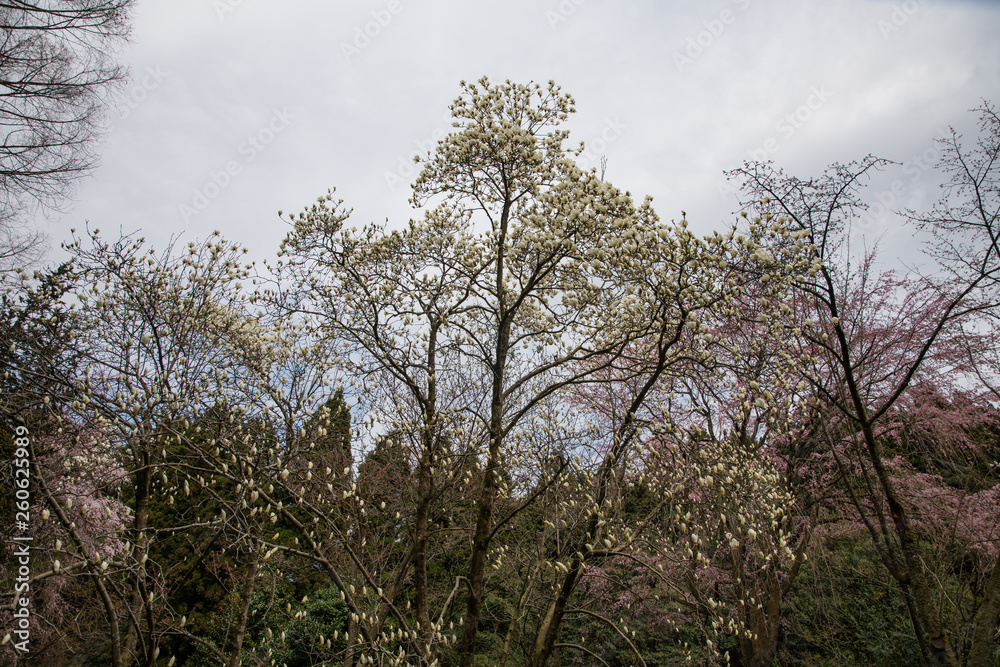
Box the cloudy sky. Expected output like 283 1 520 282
29 0 1000 268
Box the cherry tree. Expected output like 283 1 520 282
0 422 129 663
728 103 1000 665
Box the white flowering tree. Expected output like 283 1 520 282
1 229 275 667
523 213 813 667
269 78 818 667
271 78 691 665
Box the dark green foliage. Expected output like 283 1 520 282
140 406 278 665
267 587 351 667
304 389 351 462
778 536 923 666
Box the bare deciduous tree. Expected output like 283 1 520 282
0 0 134 225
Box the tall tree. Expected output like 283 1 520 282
528 216 812 667
276 78 685 665
274 78 814 667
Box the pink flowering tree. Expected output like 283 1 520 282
0 421 129 664
729 101 1000 665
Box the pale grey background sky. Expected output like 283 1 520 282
29 0 1000 267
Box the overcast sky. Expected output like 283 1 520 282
29 0 1000 269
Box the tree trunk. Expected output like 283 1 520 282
458 198 513 667
124 448 152 666
738 577 783 667
500 562 540 667
532 330 678 667
832 306 960 667
969 553 1000 667
227 549 260 667
345 610 359 667
861 420 959 667
457 414 505 666
413 456 434 660
533 560 583 666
